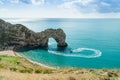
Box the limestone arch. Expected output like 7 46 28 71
41 28 68 47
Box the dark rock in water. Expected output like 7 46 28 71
0 19 68 51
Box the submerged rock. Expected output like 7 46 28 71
0 19 67 51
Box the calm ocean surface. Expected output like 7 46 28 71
4 18 120 68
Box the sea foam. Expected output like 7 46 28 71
48 48 102 58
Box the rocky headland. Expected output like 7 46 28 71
0 19 120 80
0 19 67 51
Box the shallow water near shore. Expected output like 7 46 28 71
4 18 120 68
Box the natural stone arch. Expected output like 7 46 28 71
39 28 68 47
0 19 68 51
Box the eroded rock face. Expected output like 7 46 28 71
0 19 67 51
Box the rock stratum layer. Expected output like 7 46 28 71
0 19 67 51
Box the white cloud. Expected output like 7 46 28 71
31 0 45 5
59 1 73 10
101 2 111 6
59 0 97 13
55 0 120 18
59 0 95 10
1 7 120 18
61 0 94 7
0 8 8 11
10 0 19 3
74 0 94 6
0 0 120 18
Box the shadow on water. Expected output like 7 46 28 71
14 45 71 53
14 46 47 52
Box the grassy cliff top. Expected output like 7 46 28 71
0 55 120 80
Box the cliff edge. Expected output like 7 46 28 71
0 19 67 51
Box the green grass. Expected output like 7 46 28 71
43 69 53 74
0 55 53 74
19 68 33 73
0 55 20 62
35 69 42 73
0 55 120 80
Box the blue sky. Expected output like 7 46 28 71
0 0 120 18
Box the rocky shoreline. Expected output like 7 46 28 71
0 19 67 51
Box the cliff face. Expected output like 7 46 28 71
0 19 67 51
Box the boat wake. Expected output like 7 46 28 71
48 48 102 58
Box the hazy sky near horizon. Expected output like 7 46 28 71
0 0 120 18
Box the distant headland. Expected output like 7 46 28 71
0 19 67 51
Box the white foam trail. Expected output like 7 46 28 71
48 48 102 58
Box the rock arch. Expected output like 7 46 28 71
0 19 68 51
38 28 68 47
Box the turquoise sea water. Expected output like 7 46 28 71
4 18 120 68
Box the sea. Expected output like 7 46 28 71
3 18 120 69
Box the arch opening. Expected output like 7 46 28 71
48 38 57 47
